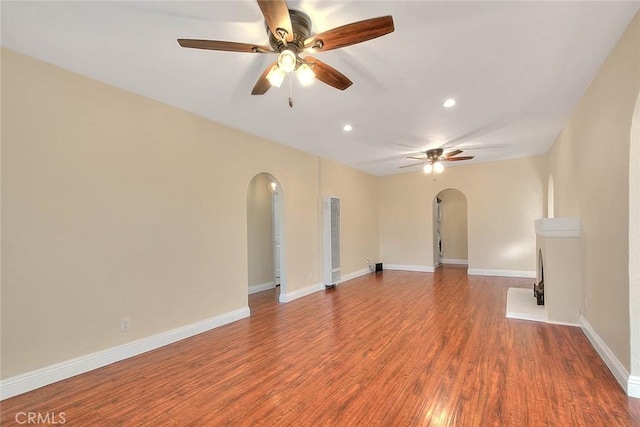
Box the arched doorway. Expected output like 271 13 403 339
433 189 468 267
247 173 285 300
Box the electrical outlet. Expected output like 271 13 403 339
120 317 130 332
366 258 371 265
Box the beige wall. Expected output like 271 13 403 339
548 14 639 371
437 189 468 262
0 49 379 379
379 156 546 272
319 158 379 275
247 174 274 287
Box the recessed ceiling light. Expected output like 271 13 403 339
343 124 353 132
443 99 456 108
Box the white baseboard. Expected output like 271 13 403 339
629 375 640 398
384 264 435 273
340 268 371 282
248 281 275 295
279 283 324 303
0 307 250 400
467 268 535 278
442 259 468 265
279 270 371 303
579 315 631 396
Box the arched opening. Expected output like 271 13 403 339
247 173 285 302
547 175 555 218
433 188 468 268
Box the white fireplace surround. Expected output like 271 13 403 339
506 217 583 326
534 217 582 326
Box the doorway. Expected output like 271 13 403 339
433 189 468 267
247 173 285 299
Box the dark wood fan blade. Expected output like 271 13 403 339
445 156 475 161
257 0 293 42
444 150 463 158
305 57 353 90
399 162 424 169
304 16 394 52
178 39 273 53
251 62 277 95
407 156 426 160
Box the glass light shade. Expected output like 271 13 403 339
296 63 315 86
434 161 445 173
266 65 285 88
277 50 297 73
423 163 433 174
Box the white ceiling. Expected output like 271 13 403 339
2 1 639 175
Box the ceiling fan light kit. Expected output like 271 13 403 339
177 0 394 101
423 162 445 174
296 63 315 86
266 65 286 88
277 49 297 73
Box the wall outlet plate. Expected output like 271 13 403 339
120 317 130 332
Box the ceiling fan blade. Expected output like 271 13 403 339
407 156 426 160
178 39 273 53
304 16 394 52
444 150 463 158
305 57 353 90
446 156 475 161
257 0 293 42
399 162 424 169
251 62 277 95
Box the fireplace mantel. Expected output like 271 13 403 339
535 217 581 238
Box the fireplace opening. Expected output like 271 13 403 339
534 248 544 305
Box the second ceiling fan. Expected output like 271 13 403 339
178 0 395 95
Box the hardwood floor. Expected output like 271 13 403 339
2 266 639 426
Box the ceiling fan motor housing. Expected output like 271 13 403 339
427 148 444 161
267 9 313 54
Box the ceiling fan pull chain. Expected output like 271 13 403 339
288 72 293 108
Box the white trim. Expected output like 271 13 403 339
384 264 435 273
340 268 371 282
579 315 629 395
442 258 468 265
467 268 535 278
279 282 323 303
629 376 640 399
0 307 251 400
248 281 275 295
545 319 580 327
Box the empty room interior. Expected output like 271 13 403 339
2 1 640 425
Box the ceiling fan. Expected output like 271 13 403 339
177 0 394 96
400 148 474 177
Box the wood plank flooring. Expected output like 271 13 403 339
2 266 639 426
